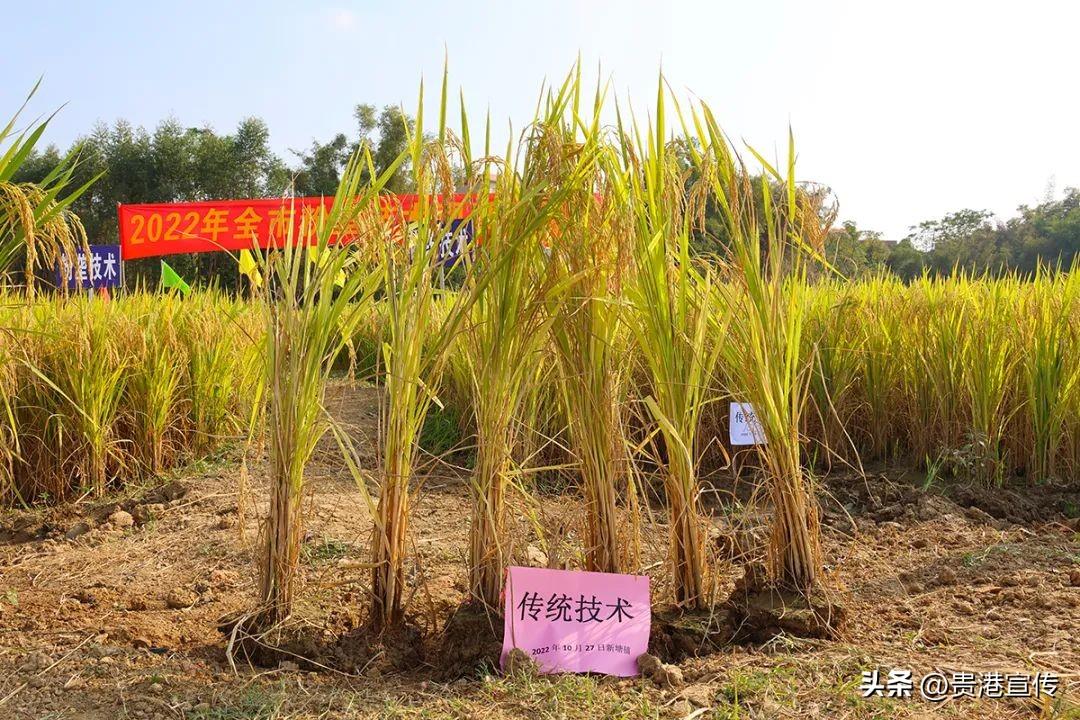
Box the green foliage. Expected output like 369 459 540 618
877 191 1080 280
301 536 352 563
777 193 1080 283
821 221 891 279
418 403 467 459
186 685 284 720
293 104 413 196
885 238 925 280
906 209 996 252
11 104 414 290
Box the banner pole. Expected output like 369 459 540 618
116 202 125 293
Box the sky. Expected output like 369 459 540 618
4 0 1078 238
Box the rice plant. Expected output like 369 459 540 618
460 123 575 607
58 303 129 495
693 113 828 592
610 82 723 607
0 291 260 505
366 79 466 631
17 300 128 497
918 277 968 459
535 73 639 576
249 150 395 630
185 311 243 456
367 197 444 630
127 301 183 475
850 274 904 460
1023 270 1080 483
804 281 861 470
0 81 100 295
960 277 1017 484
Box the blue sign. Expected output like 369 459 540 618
438 219 472 266
56 245 122 289
414 219 473 266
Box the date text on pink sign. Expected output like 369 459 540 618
502 566 650 676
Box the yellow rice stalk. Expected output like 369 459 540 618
461 115 578 607
960 277 1018 484
804 280 862 470
694 110 827 591
250 148 395 630
543 77 635 575
610 81 724 607
852 274 904 460
367 78 465 631
25 299 129 497
1023 269 1080 482
917 277 968 459
126 300 183 475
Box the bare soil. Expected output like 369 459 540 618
1 384 1078 719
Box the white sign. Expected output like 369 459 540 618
729 402 765 445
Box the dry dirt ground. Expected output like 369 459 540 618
1 384 1078 719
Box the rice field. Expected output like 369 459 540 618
4 272 1078 536
2 69 1078 718
0 291 261 505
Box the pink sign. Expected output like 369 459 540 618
502 566 651 676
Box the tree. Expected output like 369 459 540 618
1011 188 1080 273
370 105 411 193
822 221 890 278
886 239 925 281
890 196 1080 280
293 104 413 196
904 208 994 252
292 133 351 196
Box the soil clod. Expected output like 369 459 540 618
437 602 503 680
165 589 196 609
108 509 134 530
637 652 684 688
726 564 845 643
503 647 538 676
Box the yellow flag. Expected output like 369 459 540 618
307 245 345 288
239 249 262 287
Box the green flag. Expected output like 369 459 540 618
160 260 191 296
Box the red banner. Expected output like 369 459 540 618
118 194 480 260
